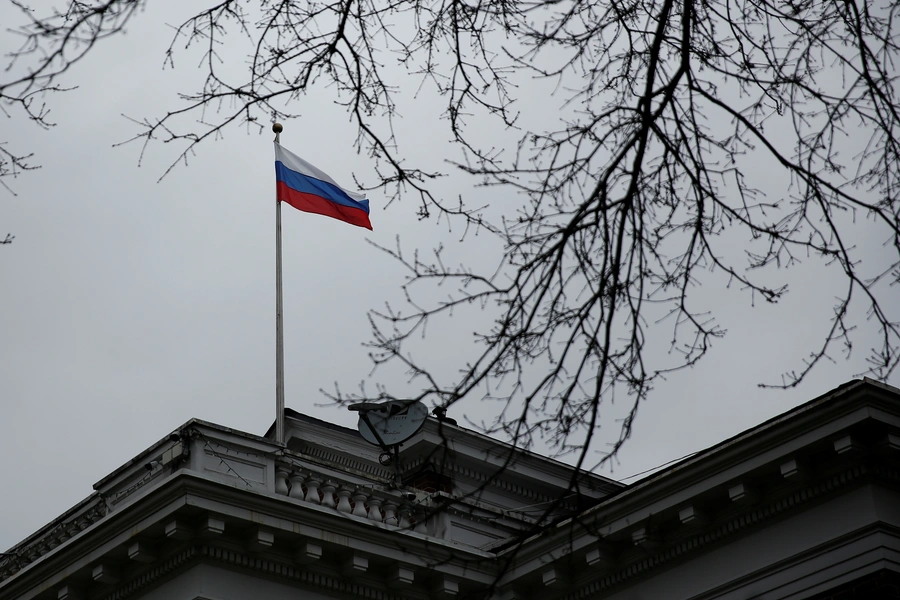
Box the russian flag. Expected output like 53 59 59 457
274 143 373 230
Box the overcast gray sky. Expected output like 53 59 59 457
2 2 896 551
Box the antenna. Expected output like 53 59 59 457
349 400 428 485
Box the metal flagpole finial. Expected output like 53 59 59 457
273 123 283 143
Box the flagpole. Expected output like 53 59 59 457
273 123 285 445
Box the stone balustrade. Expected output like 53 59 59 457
273 463 428 532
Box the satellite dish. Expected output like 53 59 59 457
351 400 429 447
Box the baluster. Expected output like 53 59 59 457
383 502 398 526
274 467 290 496
367 498 383 522
399 507 412 529
320 482 336 509
352 491 369 518
289 471 305 500
414 510 428 534
336 488 353 513
304 478 322 504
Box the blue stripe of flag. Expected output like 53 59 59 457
275 161 370 214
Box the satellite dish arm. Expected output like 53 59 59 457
357 410 404 487
358 410 390 451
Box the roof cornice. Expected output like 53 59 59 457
493 379 900 585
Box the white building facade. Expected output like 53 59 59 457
1 379 899 599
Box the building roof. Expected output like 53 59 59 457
2 379 898 600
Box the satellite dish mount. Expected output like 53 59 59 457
348 400 428 486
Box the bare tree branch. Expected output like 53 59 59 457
3 0 899 547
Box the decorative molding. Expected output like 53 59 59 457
585 546 611 568
343 553 369 575
92 563 119 584
780 458 801 479
0 500 108 582
630 527 658 549
448 463 559 506
57 585 83 600
560 461 892 600
200 545 408 600
127 542 156 564
6 423 571 592
443 502 516 528
727 483 756 504
202 441 267 488
298 445 394 480
7 386 898 600
882 433 900 452
678 505 706 526
100 543 414 600
164 520 192 541
97 457 893 600
293 541 322 565
542 567 563 587
295 443 564 508
100 546 198 600
833 435 864 455
433 576 459 597
107 469 164 508
202 517 225 536
389 565 415 587
248 528 275 551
